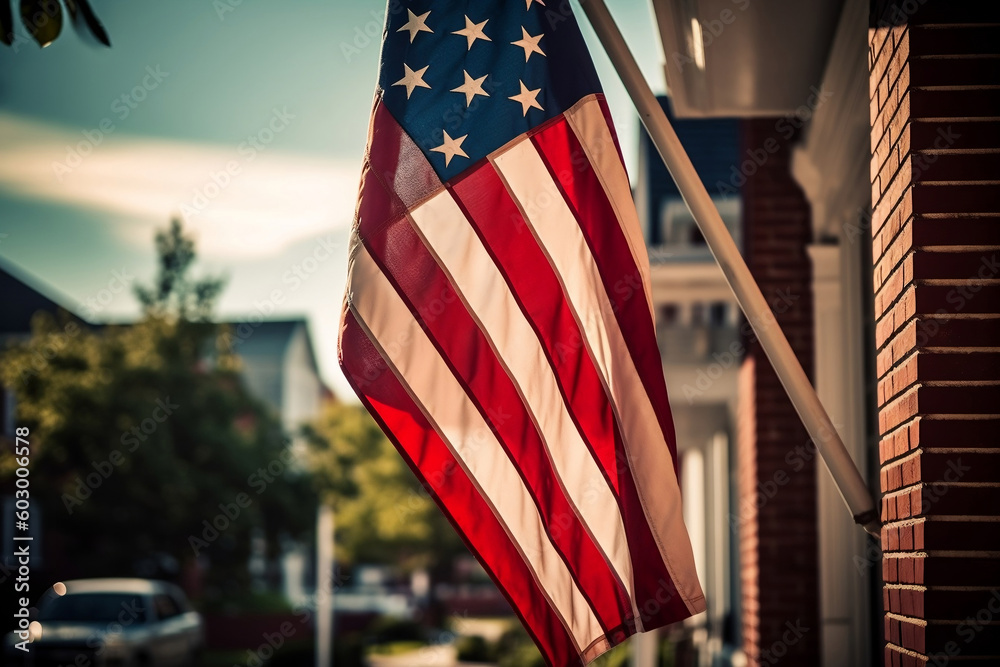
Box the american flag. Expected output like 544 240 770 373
339 0 705 663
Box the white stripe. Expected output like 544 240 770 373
408 188 640 621
564 98 656 320
348 244 604 651
493 139 705 613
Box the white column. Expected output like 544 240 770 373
630 630 658 667
316 503 334 667
808 244 869 667
707 432 730 665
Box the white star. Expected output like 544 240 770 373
525 0 545 8
451 70 490 106
509 80 543 116
430 130 469 167
452 15 490 50
393 64 431 98
397 9 433 43
511 27 545 62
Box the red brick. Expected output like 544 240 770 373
910 56 1000 87
920 486 1000 517
914 285 1000 316
924 557 1000 587
737 118 818 665
918 352 1000 382
912 183 1000 216
919 417 1000 447
909 25 1000 56
910 120 1000 152
912 250 1000 281
923 520 1000 551
912 152 1000 184
900 524 914 550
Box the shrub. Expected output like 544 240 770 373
455 635 494 662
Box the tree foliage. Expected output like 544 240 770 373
303 401 465 572
134 218 225 322
2 0 110 48
0 220 313 593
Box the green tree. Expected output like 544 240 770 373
303 401 464 572
0 219 313 595
2 0 109 48
134 219 225 322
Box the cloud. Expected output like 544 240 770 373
0 112 360 259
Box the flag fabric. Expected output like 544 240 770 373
339 1 705 663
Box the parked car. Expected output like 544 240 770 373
4 578 204 666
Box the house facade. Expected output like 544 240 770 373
644 0 999 664
0 261 329 604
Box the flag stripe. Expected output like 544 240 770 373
339 310 580 667
492 139 705 613
535 100 679 471
367 95 443 210
357 102 632 636
348 244 608 652
533 109 705 613
358 210 632 636
450 161 624 495
451 144 696 628
565 98 655 321
408 187 640 625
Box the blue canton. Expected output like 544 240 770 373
377 0 604 181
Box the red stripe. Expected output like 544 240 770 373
358 102 634 638
354 95 444 237
358 195 633 635
340 312 580 667
530 117 680 472
452 149 692 630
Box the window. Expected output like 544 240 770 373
658 304 679 327
691 303 706 327
709 302 729 327
659 197 742 249
154 594 180 620
39 594 147 623
169 590 191 613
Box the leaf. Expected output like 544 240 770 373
1 1 13 46
64 0 108 47
19 0 61 47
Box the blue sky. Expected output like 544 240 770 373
0 0 665 398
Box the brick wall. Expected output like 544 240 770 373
869 2 1000 664
738 119 819 666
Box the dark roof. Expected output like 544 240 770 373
220 318 311 360
0 257 82 336
0 258 328 401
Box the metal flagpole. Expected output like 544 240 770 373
579 0 880 537
316 502 334 667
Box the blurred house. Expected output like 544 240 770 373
217 317 330 605
635 100 743 663
0 259 78 572
643 0 999 665
0 260 78 341
220 318 328 444
0 260 328 601
0 260 74 440
0 259 328 445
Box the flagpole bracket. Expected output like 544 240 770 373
853 509 881 538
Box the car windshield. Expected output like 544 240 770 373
37 593 148 623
